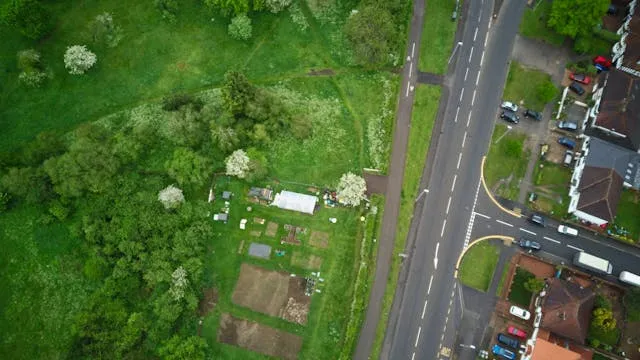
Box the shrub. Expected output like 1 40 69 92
228 14 252 41
536 79 559 105
17 49 49 87
337 172 367 206
266 0 292 13
158 185 185 209
225 149 250 178
162 93 203 112
288 3 309 31
0 0 52 40
155 0 178 23
89 12 123 48
64 45 97 75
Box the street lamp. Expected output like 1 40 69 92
448 41 463 64
494 125 513 144
415 188 429 203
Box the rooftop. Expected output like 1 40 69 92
576 166 624 223
594 69 640 150
541 278 596 344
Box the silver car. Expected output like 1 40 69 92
501 101 518 112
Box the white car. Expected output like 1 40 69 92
501 101 518 112
557 225 578 237
509 305 531 320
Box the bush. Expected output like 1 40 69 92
64 45 97 75
536 79 559 104
17 49 49 87
0 0 52 40
266 0 292 13
88 12 123 48
155 0 178 23
162 93 203 112
228 14 252 41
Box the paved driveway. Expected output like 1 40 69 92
511 34 577 82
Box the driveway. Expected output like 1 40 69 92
511 34 578 82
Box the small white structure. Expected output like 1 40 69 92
271 191 318 215
239 218 247 230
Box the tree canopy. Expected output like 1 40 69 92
548 0 609 38
344 4 398 66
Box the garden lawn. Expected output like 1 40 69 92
531 161 571 216
504 62 556 111
519 0 565 46
371 84 441 358
459 242 500 292
614 189 640 241
419 0 458 74
509 268 534 308
485 124 529 201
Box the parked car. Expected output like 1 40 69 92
509 305 531 320
523 109 542 121
558 225 579 236
529 213 545 227
563 150 574 166
593 55 612 69
501 110 519 124
501 101 518 112
518 238 541 251
569 81 585 95
569 73 591 85
492 344 516 360
558 137 576 149
507 326 527 339
557 121 578 131
497 333 521 349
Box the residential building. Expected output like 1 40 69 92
539 278 595 345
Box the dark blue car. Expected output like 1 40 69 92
492 344 516 360
497 333 521 349
558 137 576 149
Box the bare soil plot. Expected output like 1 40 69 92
250 230 261 237
217 313 302 360
309 230 329 249
198 288 218 316
232 263 311 324
291 252 323 270
266 222 278 237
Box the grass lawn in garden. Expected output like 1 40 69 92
533 161 571 188
519 0 565 46
508 267 534 308
419 0 458 74
530 161 571 216
503 62 556 111
485 124 529 201
371 84 441 358
614 190 640 241
459 241 500 292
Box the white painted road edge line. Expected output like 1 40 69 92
411 352 415 360
421 300 428 319
464 67 469 81
471 90 476 106
544 236 561 244
415 326 422 347
474 27 478 41
441 219 447 237
459 88 465 102
474 212 490 219
409 62 413 76
455 106 460 123
468 46 474 63
435 242 440 259
412 42 416 57
520 228 537 235
457 152 462 169
496 219 513 227
405 82 410 97
428 275 433 295
451 174 458 192
567 244 584 252
462 131 467 148
484 34 489 47
480 50 485 67
446 197 452 214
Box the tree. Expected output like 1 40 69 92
536 79 558 105
210 124 239 153
1 166 51 204
64 45 97 75
345 4 398 66
158 185 185 209
158 335 207 360
222 70 256 116
165 148 211 186
225 149 250 178
548 0 609 38
265 0 291 13
0 0 52 40
88 12 123 48
336 172 367 206
591 307 616 332
17 49 48 87
245 147 268 182
155 0 179 22
204 0 262 16
169 266 188 301
228 13 252 40
524 277 545 293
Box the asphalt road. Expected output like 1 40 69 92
380 0 528 359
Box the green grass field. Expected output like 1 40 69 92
459 241 500 292
508 267 534 307
503 62 557 111
485 124 529 201
371 84 442 358
519 0 565 46
614 190 640 241
419 0 458 74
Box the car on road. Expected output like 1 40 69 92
557 121 578 131
518 238 541 251
558 225 579 236
523 109 542 121
509 305 531 320
558 137 576 149
501 110 519 124
492 344 516 360
507 326 527 339
497 333 521 349
569 73 591 85
569 81 585 96
529 213 545 227
501 101 518 112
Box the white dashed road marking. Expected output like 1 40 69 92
543 236 561 244
496 219 513 227
520 228 537 236
567 244 584 252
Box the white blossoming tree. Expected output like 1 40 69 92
158 184 185 209
337 172 367 206
169 266 188 301
64 45 97 75
225 149 250 178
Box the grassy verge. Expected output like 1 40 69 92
508 268 534 307
459 242 500 292
503 62 558 111
495 261 512 297
485 124 529 201
613 189 640 241
519 0 565 46
418 0 458 74
530 160 572 217
370 85 442 358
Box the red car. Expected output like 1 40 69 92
593 56 612 69
508 326 527 339
570 73 591 85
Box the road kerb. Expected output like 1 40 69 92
480 156 522 218
454 235 514 278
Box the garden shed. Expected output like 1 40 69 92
271 191 318 215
